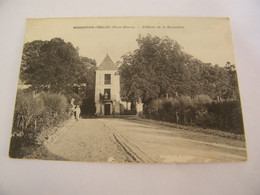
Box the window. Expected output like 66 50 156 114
104 74 111 85
104 89 111 100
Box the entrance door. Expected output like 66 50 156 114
104 104 110 115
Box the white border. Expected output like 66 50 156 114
0 0 259 194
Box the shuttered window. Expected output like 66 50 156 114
104 74 111 84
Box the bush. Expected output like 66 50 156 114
193 94 212 106
9 91 70 158
160 100 177 122
81 97 96 117
143 95 244 135
122 109 137 115
179 96 193 107
12 90 44 139
42 93 68 115
64 91 82 106
206 101 244 134
40 93 69 127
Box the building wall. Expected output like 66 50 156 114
95 70 121 115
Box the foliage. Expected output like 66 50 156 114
121 109 137 115
143 95 244 134
81 96 96 117
9 90 70 158
20 38 97 117
193 94 213 106
41 93 68 115
13 89 45 135
78 56 97 93
119 35 192 104
20 38 96 96
206 101 244 134
119 34 243 134
119 34 240 105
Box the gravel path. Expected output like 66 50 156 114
46 118 247 163
46 118 131 162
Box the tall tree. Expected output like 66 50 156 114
119 35 240 104
20 38 86 94
119 35 192 105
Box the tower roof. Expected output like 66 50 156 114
97 54 118 70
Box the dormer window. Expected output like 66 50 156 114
105 74 111 84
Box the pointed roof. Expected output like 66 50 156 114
97 54 118 70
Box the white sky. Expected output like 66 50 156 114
24 17 236 67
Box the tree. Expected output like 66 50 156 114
79 56 97 116
224 61 239 100
79 56 97 95
20 38 87 94
119 34 240 104
119 34 193 105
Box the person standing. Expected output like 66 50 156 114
75 105 81 121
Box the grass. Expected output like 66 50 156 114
23 144 67 161
115 115 245 141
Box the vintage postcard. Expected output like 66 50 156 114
9 17 247 163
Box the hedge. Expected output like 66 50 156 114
9 90 70 158
143 95 244 135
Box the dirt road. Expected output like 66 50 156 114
46 118 247 163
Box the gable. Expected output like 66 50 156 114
97 54 118 70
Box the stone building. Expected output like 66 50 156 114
95 54 143 116
95 55 122 115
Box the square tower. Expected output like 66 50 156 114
95 55 121 115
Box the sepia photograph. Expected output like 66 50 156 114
9 17 247 163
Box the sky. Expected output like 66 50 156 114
24 17 236 67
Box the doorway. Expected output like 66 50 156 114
104 104 111 115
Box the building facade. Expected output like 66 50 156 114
95 55 122 115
